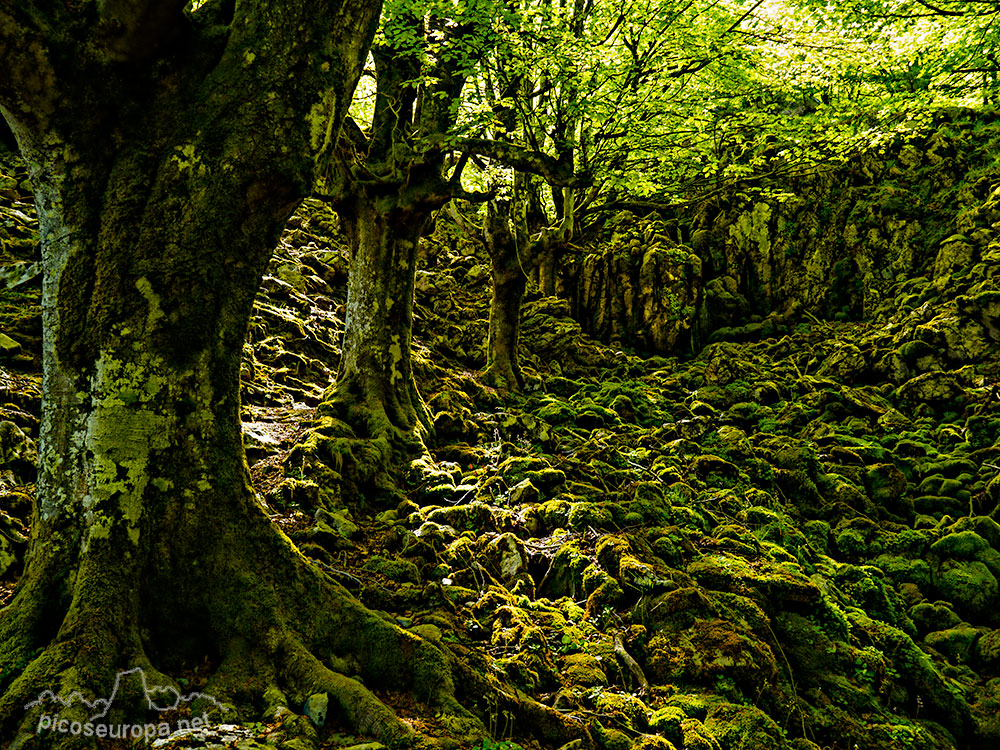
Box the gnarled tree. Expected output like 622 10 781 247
313 1 488 495
0 1 490 746
314 0 574 490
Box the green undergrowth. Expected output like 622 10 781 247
4 115 1000 750
277 112 1000 750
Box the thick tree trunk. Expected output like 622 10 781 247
534 237 560 298
310 192 435 503
484 201 527 391
336 196 430 440
0 4 483 747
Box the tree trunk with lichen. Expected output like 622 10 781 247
483 200 527 391
0 2 485 747
311 10 459 496
337 194 432 437
313 191 433 501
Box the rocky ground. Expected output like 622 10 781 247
3 111 1000 750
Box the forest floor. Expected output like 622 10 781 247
2 145 1000 750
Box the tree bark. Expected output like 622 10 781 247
0 3 484 747
329 191 431 445
483 200 527 392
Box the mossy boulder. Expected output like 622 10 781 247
924 623 980 663
895 372 965 410
425 501 500 532
874 554 933 591
687 552 821 606
591 689 649 731
545 539 599 599
679 717 723 750
646 618 778 694
482 532 529 584
931 530 1000 581
832 564 912 632
865 463 910 516
568 501 623 530
933 559 999 620
703 702 790 750
563 652 608 688
975 629 1000 670
632 737 677 750
648 705 686 745
0 533 18 578
361 555 420 584
931 530 990 559
508 478 540 505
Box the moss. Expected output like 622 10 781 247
934 559 999 619
563 652 608 688
591 690 649 731
646 618 778 695
585 578 624 618
538 498 572 529
592 722 632 750
680 717 723 750
596 535 634 578
362 555 420 584
545 540 594 598
425 502 498 532
802 520 831 555
568 501 617 530
924 623 979 663
975 629 1000 669
632 737 677 750
875 555 933 590
774 611 840 680
703 702 789 750
833 564 913 633
687 553 821 606
648 706 686 744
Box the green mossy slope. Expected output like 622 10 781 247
3 111 1000 750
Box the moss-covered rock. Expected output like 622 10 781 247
703 702 790 750
563 652 608 688
933 559 999 620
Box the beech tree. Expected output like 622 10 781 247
315 0 573 473
0 1 500 746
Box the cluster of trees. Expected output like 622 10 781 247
0 0 997 746
321 0 1000 453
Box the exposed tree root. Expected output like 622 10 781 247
2 501 592 750
282 644 416 745
295 385 446 509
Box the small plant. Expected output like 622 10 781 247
557 633 584 653
853 653 878 688
479 739 523 750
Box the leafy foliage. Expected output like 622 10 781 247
342 0 1000 232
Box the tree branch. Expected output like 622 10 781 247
450 187 495 203
909 0 967 16
448 137 579 186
